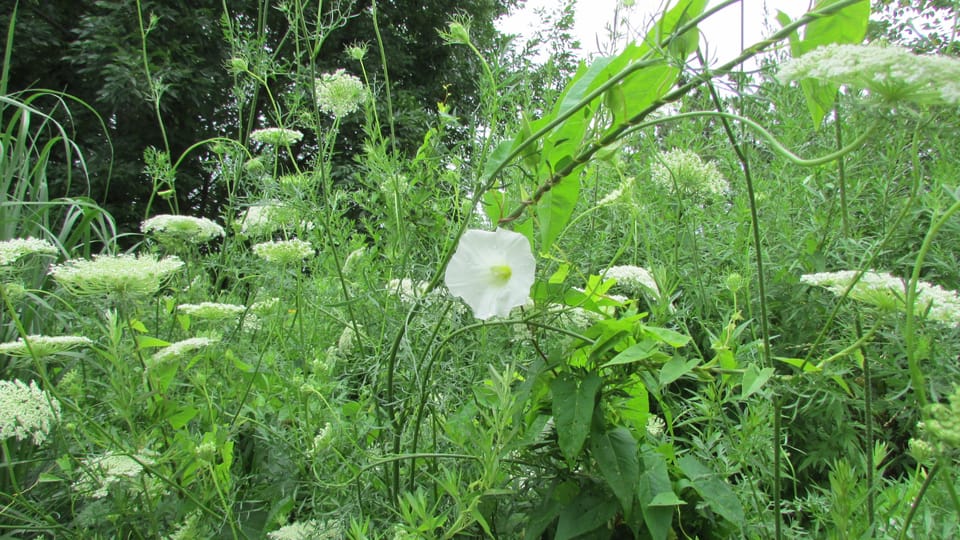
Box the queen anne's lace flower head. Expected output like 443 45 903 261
0 237 58 267
0 379 61 445
801 270 960 326
778 43 960 106
604 265 660 298
252 239 314 265
650 149 728 199
74 451 156 499
150 337 218 365
268 519 340 540
0 335 93 358
141 215 225 244
315 69 366 118
177 302 247 320
444 228 536 320
249 127 304 146
51 254 183 298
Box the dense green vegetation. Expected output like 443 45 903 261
2 0 960 538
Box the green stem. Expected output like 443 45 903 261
904 196 960 408
370 0 397 156
898 463 938 540
1 439 21 495
495 0 867 226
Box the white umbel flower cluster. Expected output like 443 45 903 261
801 270 960 326
238 202 310 238
249 127 304 146
0 335 93 358
177 302 247 320
74 451 156 499
604 265 660 297
778 43 960 106
252 239 314 265
0 237 58 267
267 519 341 540
150 337 218 365
650 149 728 199
141 214 225 244
50 254 183 298
0 379 61 445
315 69 366 118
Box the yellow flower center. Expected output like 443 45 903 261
490 264 512 284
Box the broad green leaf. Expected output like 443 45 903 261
523 481 579 540
741 365 775 400
137 336 171 350
167 406 198 430
779 0 870 127
555 487 619 540
552 371 603 465
538 164 581 252
618 375 650 432
602 339 666 369
647 0 709 60
775 356 822 373
590 426 640 517
649 491 686 506
641 325 691 348
638 453 676 540
678 455 745 527
659 356 699 386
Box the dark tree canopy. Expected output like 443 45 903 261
2 0 517 230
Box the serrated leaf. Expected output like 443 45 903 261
591 427 639 517
552 371 602 465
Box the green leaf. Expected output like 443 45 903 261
659 356 699 386
641 325 691 348
552 371 603 465
638 453 676 540
538 166 580 253
523 481 579 540
740 365 775 400
555 487 619 540
590 427 640 517
167 406 198 430
779 0 870 127
137 336 170 350
602 339 667 368
678 455 745 526
649 491 686 506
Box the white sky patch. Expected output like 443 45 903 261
498 0 812 64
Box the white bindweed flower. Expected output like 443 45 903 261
444 228 536 320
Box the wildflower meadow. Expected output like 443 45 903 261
3 0 960 538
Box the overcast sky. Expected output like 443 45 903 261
498 0 814 64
